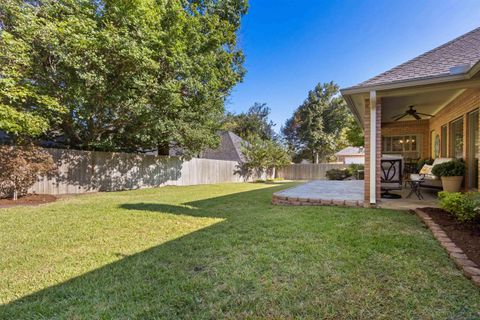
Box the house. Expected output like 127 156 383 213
341 27 480 206
335 147 365 164
200 131 247 162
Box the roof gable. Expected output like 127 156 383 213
201 131 247 162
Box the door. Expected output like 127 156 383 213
468 110 479 190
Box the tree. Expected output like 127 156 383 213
282 82 351 163
0 145 55 200
0 5 65 139
222 102 277 142
0 0 248 155
242 138 290 179
344 117 364 147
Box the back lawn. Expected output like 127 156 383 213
0 182 479 319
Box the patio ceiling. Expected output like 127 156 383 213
380 88 463 123
345 76 480 125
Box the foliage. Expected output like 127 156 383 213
326 168 351 180
344 117 364 147
347 164 364 179
222 102 277 142
417 158 434 172
1 183 480 318
242 138 290 178
438 191 480 222
431 159 466 177
0 145 55 200
326 164 364 181
0 0 247 155
282 82 352 163
0 10 65 138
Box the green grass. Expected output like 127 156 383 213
0 182 479 319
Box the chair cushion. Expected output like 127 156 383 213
381 182 402 190
410 174 424 181
410 173 439 181
432 157 454 166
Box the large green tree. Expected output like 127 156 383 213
222 102 277 142
0 4 65 139
282 82 352 163
0 0 247 155
344 117 364 147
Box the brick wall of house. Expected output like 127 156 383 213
429 88 480 156
364 88 480 197
429 88 480 190
364 98 382 205
381 120 430 159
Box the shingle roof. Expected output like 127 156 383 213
201 131 247 162
353 27 480 88
335 147 364 156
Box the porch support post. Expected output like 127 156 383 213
364 91 381 206
369 90 377 204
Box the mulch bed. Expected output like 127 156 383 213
420 207 480 267
0 194 57 208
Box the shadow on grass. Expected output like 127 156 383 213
2 182 479 319
0 184 295 318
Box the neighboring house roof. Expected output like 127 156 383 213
343 27 480 91
335 146 365 157
201 131 247 162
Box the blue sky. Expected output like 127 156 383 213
226 0 480 132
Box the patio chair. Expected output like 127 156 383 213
381 158 403 199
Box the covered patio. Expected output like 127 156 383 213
340 27 480 207
272 180 439 210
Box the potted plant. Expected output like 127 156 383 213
431 159 466 192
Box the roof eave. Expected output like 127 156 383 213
343 94 363 126
340 73 469 96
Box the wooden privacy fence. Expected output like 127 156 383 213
276 163 347 180
29 148 258 195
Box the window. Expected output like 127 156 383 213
441 125 447 157
468 110 479 189
382 135 420 155
449 117 464 159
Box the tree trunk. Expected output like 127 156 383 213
314 152 319 164
13 189 18 201
271 167 276 179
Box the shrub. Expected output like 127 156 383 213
438 191 479 222
0 145 55 200
431 159 466 177
326 168 351 180
347 164 364 180
242 138 291 179
266 178 284 183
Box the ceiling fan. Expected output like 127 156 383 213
391 105 434 121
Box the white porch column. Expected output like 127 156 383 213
369 90 377 205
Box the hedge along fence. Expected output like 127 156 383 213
276 163 347 180
29 148 260 195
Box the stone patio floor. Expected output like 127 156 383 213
273 180 439 210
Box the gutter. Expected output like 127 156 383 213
341 73 469 96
